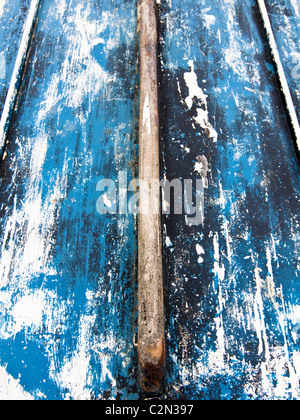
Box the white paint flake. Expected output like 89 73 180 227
290 0 299 17
196 243 205 264
203 13 216 30
183 60 218 141
212 233 226 366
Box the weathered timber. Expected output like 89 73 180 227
138 0 165 394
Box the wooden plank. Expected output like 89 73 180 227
158 0 300 400
138 0 165 395
265 0 300 121
0 0 139 400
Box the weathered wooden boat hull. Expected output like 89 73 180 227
0 0 299 400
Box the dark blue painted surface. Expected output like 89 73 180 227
0 0 31 117
158 0 300 400
0 0 299 400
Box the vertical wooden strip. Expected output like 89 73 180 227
138 0 165 393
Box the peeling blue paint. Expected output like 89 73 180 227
0 0 31 116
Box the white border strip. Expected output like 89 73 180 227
0 0 41 154
257 0 300 151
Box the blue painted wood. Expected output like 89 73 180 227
0 0 139 400
265 0 300 120
0 0 31 117
158 0 300 400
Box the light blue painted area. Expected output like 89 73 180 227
0 0 139 399
0 52 6 80
0 0 31 117
158 0 300 400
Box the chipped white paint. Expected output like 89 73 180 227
183 60 218 141
202 7 216 30
165 236 173 248
222 1 261 87
212 233 226 367
10 293 44 333
204 14 216 29
194 161 204 174
158 0 300 400
180 144 190 153
103 193 113 208
253 266 270 356
38 6 112 119
55 311 96 400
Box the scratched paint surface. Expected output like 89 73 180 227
0 0 300 401
265 0 300 120
0 0 139 399
158 0 300 399
0 0 31 117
